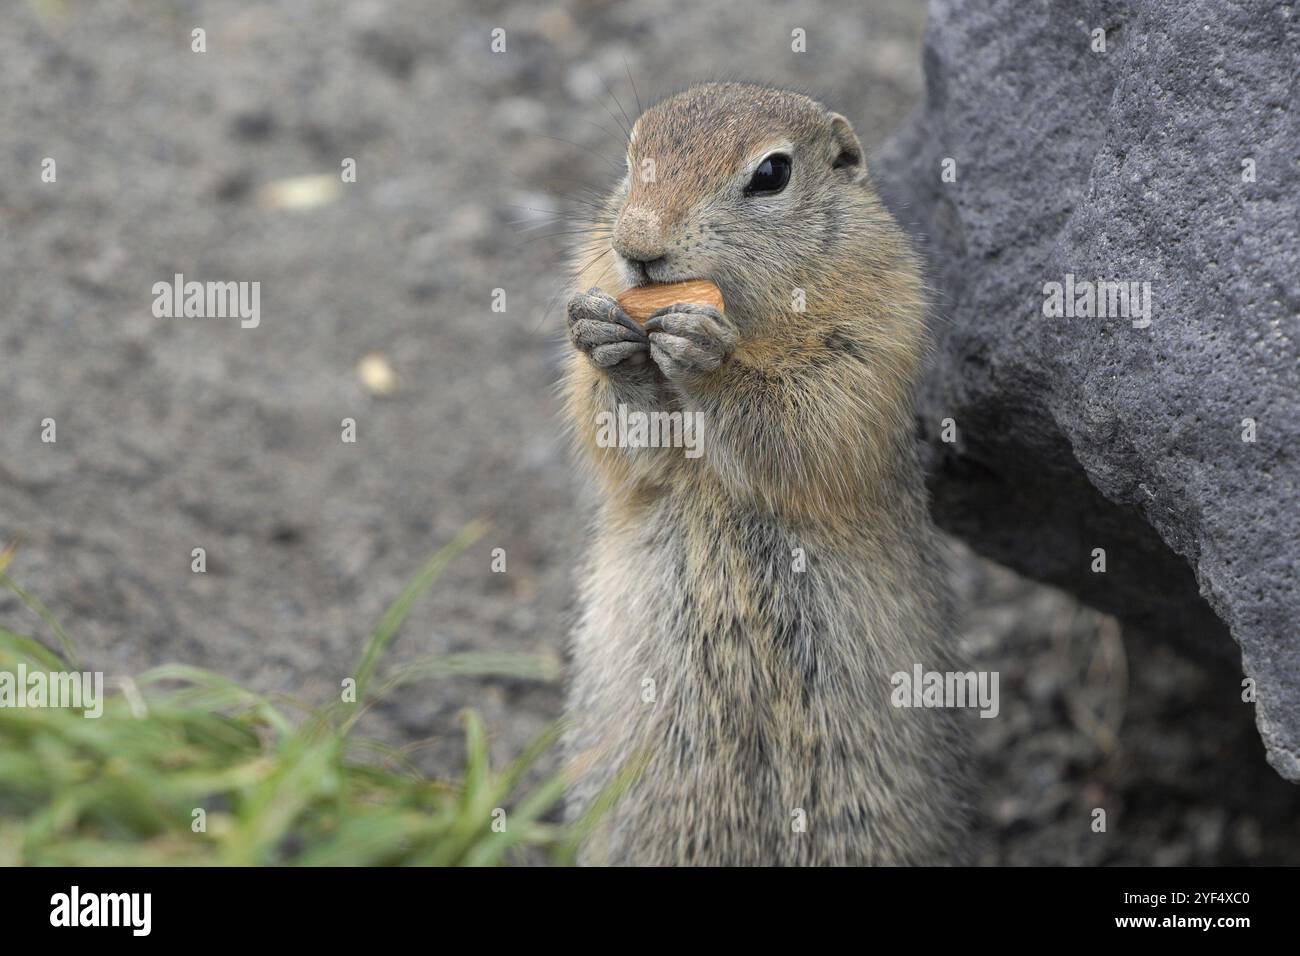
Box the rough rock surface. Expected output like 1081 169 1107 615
877 0 1300 778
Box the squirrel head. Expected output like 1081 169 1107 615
606 82 886 323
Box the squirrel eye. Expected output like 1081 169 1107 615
746 154 791 195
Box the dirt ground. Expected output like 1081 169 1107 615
2 0 1295 864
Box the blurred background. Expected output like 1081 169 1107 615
2 0 1296 864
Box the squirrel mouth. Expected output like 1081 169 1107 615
632 269 706 289
620 254 702 289
629 262 658 286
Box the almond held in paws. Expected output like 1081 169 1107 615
617 280 725 326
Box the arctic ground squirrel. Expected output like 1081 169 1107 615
561 82 972 865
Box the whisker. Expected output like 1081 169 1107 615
533 246 615 335
532 134 624 175
504 209 607 230
623 56 643 117
581 116 630 154
572 244 614 280
604 79 635 140
517 229 614 246
597 98 632 144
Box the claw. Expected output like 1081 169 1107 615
567 288 652 369
573 288 648 341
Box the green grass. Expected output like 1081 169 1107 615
0 522 606 866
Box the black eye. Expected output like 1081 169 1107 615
746 154 791 195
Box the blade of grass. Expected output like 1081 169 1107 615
553 750 649 866
0 571 79 668
463 769 570 866
0 627 71 671
137 664 294 737
351 519 487 707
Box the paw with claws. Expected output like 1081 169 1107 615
645 303 737 381
567 288 650 370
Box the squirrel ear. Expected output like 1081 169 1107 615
828 113 866 182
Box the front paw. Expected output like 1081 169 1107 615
644 303 737 381
567 288 650 370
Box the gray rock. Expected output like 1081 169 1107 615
876 0 1300 778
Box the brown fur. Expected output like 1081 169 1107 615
561 83 972 865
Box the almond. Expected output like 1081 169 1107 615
617 280 725 325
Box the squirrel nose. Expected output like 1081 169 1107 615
613 205 667 265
